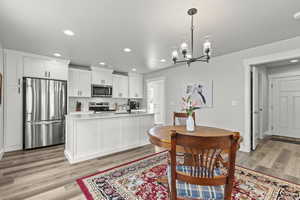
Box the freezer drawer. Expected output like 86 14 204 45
24 120 65 149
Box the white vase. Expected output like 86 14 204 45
186 115 195 131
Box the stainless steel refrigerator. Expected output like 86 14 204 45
23 77 67 149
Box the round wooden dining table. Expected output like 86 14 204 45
148 125 242 152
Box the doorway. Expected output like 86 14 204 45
146 78 165 125
251 58 300 150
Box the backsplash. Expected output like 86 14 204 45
68 97 143 113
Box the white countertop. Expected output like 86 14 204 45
66 111 154 120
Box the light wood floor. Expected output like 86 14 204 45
0 139 299 200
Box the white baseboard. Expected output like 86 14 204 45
262 131 272 137
4 144 22 152
65 143 149 164
239 143 251 153
0 148 4 160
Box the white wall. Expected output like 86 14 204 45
0 42 4 159
145 36 300 151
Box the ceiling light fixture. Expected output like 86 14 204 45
53 53 61 57
172 8 212 66
132 68 137 72
160 59 166 62
123 48 132 52
290 59 299 63
63 29 75 36
294 12 300 20
99 62 106 66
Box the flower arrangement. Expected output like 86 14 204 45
182 95 200 116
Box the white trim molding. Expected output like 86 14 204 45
0 148 4 160
243 48 300 152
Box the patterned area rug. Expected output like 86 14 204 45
77 152 300 200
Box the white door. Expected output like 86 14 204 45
147 79 165 125
252 67 261 150
272 76 300 138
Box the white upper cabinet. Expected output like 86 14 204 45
45 60 68 80
112 74 128 98
68 68 91 97
129 73 143 98
91 67 113 86
23 56 68 80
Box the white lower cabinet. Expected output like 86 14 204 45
100 118 122 153
75 119 99 158
140 115 154 145
121 116 140 148
65 114 154 164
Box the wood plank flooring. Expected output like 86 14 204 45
0 139 299 200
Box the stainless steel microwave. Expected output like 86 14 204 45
91 84 113 97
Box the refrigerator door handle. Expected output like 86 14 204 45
27 120 63 125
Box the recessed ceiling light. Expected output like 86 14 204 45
53 53 61 57
290 59 299 63
99 62 106 66
294 12 300 20
132 68 137 72
123 48 132 52
63 29 75 36
160 59 166 62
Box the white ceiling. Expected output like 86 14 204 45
1 0 300 73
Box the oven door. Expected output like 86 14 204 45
92 85 112 97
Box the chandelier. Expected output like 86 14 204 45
172 8 212 66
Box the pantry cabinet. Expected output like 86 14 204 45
3 51 23 152
68 68 91 97
129 73 143 98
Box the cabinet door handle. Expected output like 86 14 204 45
18 78 21 86
45 71 48 77
18 87 21 94
48 72 51 77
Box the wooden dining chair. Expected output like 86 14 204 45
173 112 196 126
168 130 240 200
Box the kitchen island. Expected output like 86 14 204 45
65 112 154 164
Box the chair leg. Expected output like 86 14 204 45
224 181 233 200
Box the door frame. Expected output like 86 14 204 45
146 77 166 125
243 49 300 152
